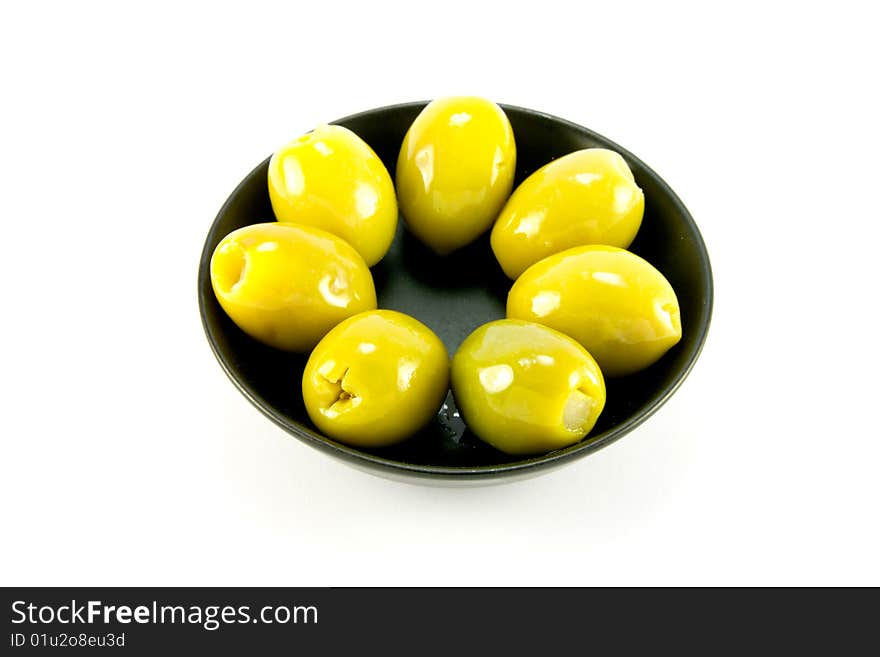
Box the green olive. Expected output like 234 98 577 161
451 319 605 455
210 222 376 352
396 97 516 254
491 148 644 279
268 124 397 267
302 310 449 447
507 245 681 376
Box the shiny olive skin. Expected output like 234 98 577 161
491 148 645 279
210 222 376 352
507 245 681 377
451 320 605 455
302 310 449 447
396 97 516 254
268 124 397 266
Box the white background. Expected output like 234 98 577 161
2 1 878 586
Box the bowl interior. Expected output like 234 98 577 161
198 102 712 479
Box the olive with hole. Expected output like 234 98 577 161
491 148 645 279
507 245 681 376
451 319 606 455
302 310 449 447
210 222 376 351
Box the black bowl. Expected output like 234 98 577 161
198 102 713 484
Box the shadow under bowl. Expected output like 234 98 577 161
197 102 713 484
